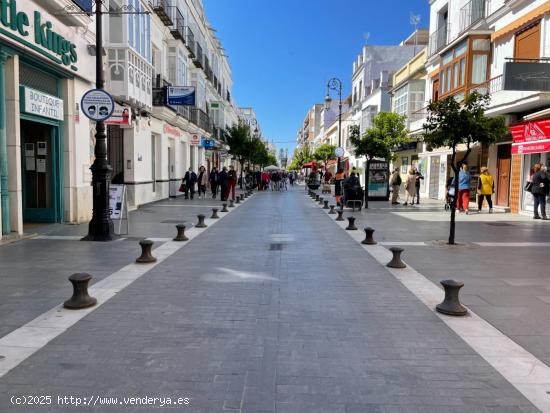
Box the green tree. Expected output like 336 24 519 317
289 145 314 170
350 112 409 208
423 91 508 245
224 121 252 188
313 144 337 173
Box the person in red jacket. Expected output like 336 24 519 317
228 165 237 200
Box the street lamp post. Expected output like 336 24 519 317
325 78 343 172
83 0 114 241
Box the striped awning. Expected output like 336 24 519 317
491 2 550 41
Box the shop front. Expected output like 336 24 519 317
510 118 550 214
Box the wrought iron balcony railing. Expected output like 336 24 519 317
150 0 173 26
428 24 451 57
459 0 486 34
170 8 185 41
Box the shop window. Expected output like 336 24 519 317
515 21 541 60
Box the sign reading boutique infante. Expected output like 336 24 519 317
0 0 78 71
23 86 64 121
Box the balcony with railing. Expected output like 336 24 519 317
170 8 185 41
184 27 195 58
107 47 153 110
193 43 204 69
459 0 487 34
150 0 173 26
428 24 451 57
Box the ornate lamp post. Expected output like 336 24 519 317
324 77 343 171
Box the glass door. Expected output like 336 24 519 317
21 120 59 222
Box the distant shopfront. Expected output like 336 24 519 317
511 118 550 213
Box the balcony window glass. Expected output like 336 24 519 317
445 67 451 92
460 58 466 85
453 62 459 89
392 85 407 116
128 0 134 47
109 0 123 43
472 54 487 84
442 50 453 65
472 38 490 51
455 41 467 57
134 3 140 53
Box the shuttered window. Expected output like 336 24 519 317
514 21 541 60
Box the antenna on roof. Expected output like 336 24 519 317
363 32 370 45
410 13 421 54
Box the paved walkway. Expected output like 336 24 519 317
0 188 537 412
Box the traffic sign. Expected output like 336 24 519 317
81 89 115 122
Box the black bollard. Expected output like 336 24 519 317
196 214 207 228
361 227 377 245
346 217 358 230
315 194 320 201
329 205 336 214
229 199 235 208
436 280 468 316
323 200 329 209
318 197 324 205
63 273 97 309
240 194 244 201
236 196 241 204
211 208 219 219
221 203 228 212
336 210 345 221
387 247 406 268
173 224 189 242
136 239 157 264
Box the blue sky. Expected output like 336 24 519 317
204 0 430 155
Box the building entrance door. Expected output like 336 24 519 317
497 144 511 206
21 119 61 223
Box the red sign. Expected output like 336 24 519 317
190 134 200 146
509 118 550 143
163 124 182 137
512 139 550 155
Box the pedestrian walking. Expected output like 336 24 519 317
182 167 197 200
477 166 494 213
414 169 424 204
197 166 208 198
334 168 345 206
209 166 218 199
457 163 471 214
289 172 295 186
218 166 229 201
228 165 237 200
404 168 416 206
531 163 548 220
390 167 402 205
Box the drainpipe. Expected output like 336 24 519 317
0 50 9 235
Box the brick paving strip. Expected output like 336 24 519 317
314 194 550 412
0 196 250 379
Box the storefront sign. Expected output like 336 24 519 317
0 0 78 71
190 134 200 146
23 87 63 121
81 89 115 121
200 138 215 149
105 103 131 127
509 118 550 143
512 139 550 155
167 86 195 106
163 124 182 137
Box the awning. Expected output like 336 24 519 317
509 118 550 143
302 161 317 168
512 139 550 155
491 2 550 41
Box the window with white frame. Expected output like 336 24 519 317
127 0 151 62
392 85 408 117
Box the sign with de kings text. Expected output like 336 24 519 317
23 87 64 121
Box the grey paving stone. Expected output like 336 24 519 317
0 189 538 412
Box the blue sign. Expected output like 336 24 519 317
72 0 93 13
167 86 196 106
200 138 215 149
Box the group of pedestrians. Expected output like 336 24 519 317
390 167 424 206
181 165 238 201
527 163 549 220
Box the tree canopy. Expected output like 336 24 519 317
313 144 337 170
422 91 508 244
288 145 314 170
350 112 409 160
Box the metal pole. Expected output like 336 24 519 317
83 0 114 241
0 50 9 234
338 81 342 172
